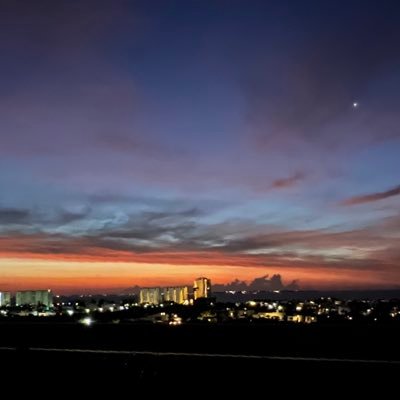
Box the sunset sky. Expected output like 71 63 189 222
1 0 400 293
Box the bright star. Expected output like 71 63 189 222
353 102 358 108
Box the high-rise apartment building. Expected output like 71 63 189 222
163 286 189 304
15 290 53 308
0 291 12 307
193 277 211 300
140 286 189 305
139 287 162 305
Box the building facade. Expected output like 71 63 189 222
193 277 211 300
15 290 53 308
139 287 162 305
0 291 12 307
140 286 189 305
163 286 189 304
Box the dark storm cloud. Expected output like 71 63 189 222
341 184 400 206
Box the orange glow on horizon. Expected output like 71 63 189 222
1 233 398 293
0 256 397 294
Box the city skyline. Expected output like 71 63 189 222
1 1 400 293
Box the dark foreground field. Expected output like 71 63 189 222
1 320 400 358
1 321 399 391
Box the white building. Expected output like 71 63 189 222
140 286 190 305
15 290 53 308
162 286 189 304
0 292 12 307
140 287 162 305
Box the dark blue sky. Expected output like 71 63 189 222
1 1 400 292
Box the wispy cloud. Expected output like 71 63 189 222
270 172 305 189
1 208 399 277
341 184 400 206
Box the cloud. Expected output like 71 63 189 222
0 208 31 224
341 184 400 206
213 274 300 291
0 207 90 229
58 208 92 224
1 210 399 280
270 172 305 189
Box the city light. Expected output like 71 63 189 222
80 317 93 326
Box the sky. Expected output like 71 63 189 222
1 0 400 293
